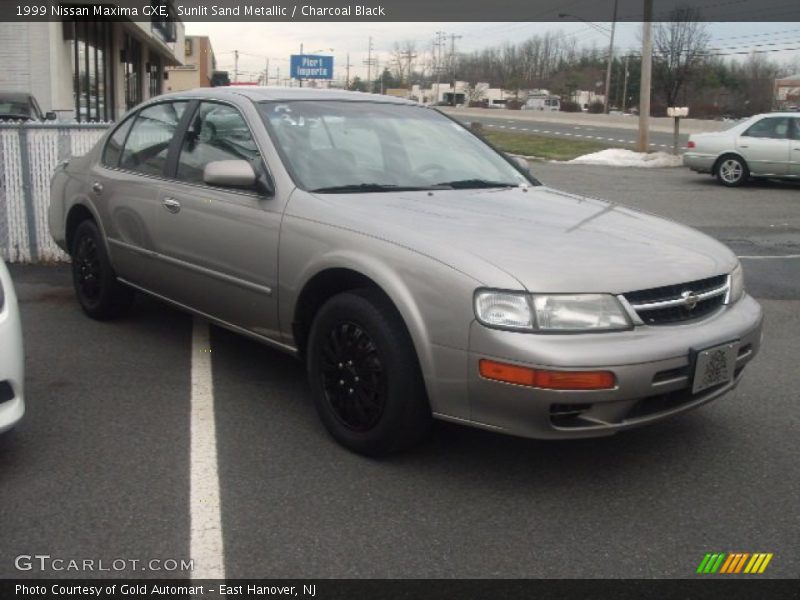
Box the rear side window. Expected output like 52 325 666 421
791 118 800 141
120 102 187 176
742 117 789 139
102 117 134 167
176 102 260 185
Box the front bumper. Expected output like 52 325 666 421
464 294 763 439
0 263 25 433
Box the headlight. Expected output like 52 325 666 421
728 262 745 304
474 290 631 332
474 291 533 330
532 294 631 331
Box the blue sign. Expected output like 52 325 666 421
290 54 334 80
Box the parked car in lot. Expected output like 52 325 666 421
684 112 800 186
0 92 57 122
49 88 763 455
0 260 25 433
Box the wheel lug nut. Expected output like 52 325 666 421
348 388 354 394
347 360 353 366
338 362 343 368
339 380 344 386
354 376 359 382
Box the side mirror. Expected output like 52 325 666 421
203 160 257 188
44 111 57 121
510 155 531 173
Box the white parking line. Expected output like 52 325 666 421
190 318 225 580
738 254 800 259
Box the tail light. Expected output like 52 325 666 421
686 140 696 149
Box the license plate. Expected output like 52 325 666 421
692 341 739 394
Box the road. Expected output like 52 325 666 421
1 165 798 582
448 111 689 150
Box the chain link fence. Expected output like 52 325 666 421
0 122 109 262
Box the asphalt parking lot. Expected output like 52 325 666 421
1 164 798 580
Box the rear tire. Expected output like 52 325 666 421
70 220 134 320
715 154 749 187
306 289 432 456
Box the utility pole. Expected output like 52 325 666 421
364 36 374 93
621 54 630 112
449 33 462 89
234 50 239 83
264 57 269 86
345 52 351 89
638 0 653 152
434 31 446 104
603 0 618 113
277 66 280 86
298 42 303 87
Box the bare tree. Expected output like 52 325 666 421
653 6 710 107
391 40 417 86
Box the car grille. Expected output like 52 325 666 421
622 274 728 326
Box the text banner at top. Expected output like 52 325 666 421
3 0 800 22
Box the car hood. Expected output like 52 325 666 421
299 186 737 294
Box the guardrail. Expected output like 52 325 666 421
0 122 110 262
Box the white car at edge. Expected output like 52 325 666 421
0 260 24 433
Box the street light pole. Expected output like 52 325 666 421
298 42 303 88
603 0 618 113
638 0 653 152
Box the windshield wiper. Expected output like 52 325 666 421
433 179 517 189
310 183 444 193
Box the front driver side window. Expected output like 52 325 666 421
176 102 261 186
119 102 187 176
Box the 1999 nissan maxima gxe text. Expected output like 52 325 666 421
49 88 763 455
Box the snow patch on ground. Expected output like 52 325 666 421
564 148 683 168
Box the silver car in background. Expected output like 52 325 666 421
684 112 800 186
0 260 25 433
49 88 763 455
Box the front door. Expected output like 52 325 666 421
152 101 281 339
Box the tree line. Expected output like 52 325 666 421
359 10 798 117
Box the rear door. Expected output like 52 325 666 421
152 100 282 339
736 116 791 175
91 101 188 290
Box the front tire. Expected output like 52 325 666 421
70 220 134 320
715 155 749 187
306 289 432 456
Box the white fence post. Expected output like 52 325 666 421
0 122 109 263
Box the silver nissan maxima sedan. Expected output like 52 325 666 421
49 88 763 455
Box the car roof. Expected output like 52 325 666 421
155 86 419 106
0 92 34 102
754 112 800 118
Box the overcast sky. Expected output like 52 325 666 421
183 21 800 83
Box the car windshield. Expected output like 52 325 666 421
258 100 532 192
0 99 32 119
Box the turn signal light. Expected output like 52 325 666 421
478 359 615 390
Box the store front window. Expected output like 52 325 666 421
68 20 115 122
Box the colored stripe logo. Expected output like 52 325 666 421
696 552 773 574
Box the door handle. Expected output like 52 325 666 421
739 145 748 148
162 197 181 214
91 181 103 194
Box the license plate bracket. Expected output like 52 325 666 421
691 341 739 394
